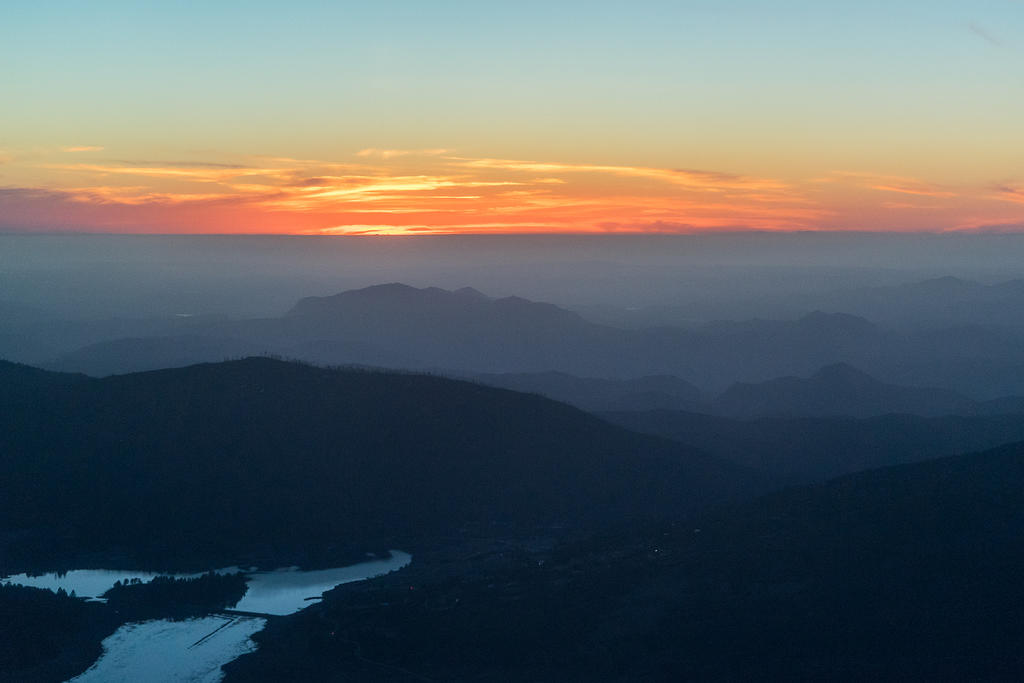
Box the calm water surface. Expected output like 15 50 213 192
2 551 412 682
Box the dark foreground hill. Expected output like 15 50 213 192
225 441 1024 682
0 358 755 572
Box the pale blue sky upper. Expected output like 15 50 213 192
3 2 1019 161
1 0 1021 228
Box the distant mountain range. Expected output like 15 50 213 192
41 283 645 378
473 364 1024 485
469 371 704 412
475 363 1024 420
712 362 980 418
9 281 1024 398
605 408 1024 485
44 334 260 377
813 275 1024 328
0 357 755 572
577 275 1024 330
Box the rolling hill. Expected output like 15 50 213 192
713 363 978 417
604 408 1024 484
470 371 704 412
0 357 757 573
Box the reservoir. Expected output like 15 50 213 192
2 550 412 682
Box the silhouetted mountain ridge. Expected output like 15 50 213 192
287 283 585 328
27 281 1024 398
471 371 703 412
715 363 978 417
45 335 262 377
604 408 1024 484
0 357 756 572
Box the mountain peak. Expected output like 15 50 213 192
287 283 470 317
910 276 981 292
452 286 489 300
350 282 420 296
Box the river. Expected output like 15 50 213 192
1 550 412 682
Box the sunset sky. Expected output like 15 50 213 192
2 0 1022 234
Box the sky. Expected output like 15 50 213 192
1 0 1022 234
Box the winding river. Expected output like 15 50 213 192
1 551 412 682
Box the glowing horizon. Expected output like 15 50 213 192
2 1 1022 235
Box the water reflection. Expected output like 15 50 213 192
3 551 412 682
234 551 412 615
1 551 411 612
69 616 266 683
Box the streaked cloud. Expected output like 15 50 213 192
828 172 957 198
357 148 452 159
994 184 1024 204
43 162 288 183
315 224 437 235
62 146 105 153
64 186 237 205
451 157 789 193
2 147 1022 234
114 160 251 169
968 23 1001 46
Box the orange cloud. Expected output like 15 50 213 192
993 185 1024 204
356 148 452 159
829 172 957 198
0 149 824 233
63 185 236 205
6 148 1021 234
451 157 789 193
45 162 289 184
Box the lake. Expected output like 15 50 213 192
2 550 412 682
